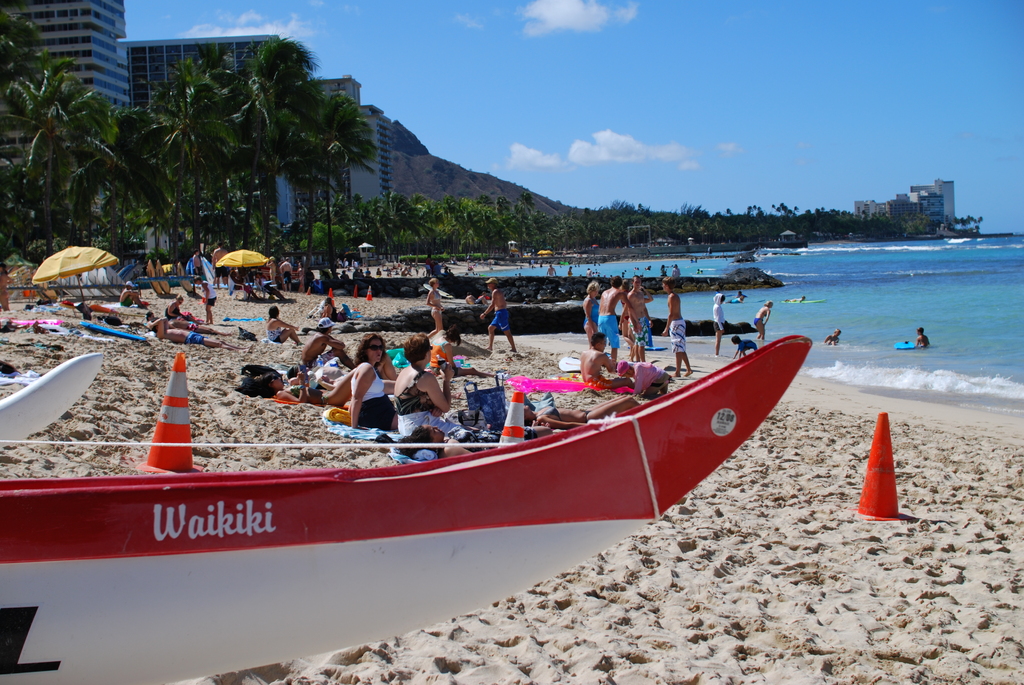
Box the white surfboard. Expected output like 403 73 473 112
0 353 103 441
558 356 581 372
421 283 454 299
202 257 216 284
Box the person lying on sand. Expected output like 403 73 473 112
151 317 248 350
396 426 471 461
580 332 633 391
145 311 226 336
524 396 639 430
301 318 355 368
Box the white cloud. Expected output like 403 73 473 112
309 0 324 7
180 11 314 39
716 142 745 158
455 13 484 29
796 141 812 149
506 143 570 172
519 0 638 36
568 130 698 169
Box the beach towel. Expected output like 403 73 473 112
388 447 438 465
321 416 401 442
0 370 42 387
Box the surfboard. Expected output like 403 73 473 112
782 299 825 304
0 353 103 441
894 341 916 350
202 257 215 284
80 321 148 341
558 357 581 372
421 284 454 299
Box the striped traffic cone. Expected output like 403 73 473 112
366 286 373 302
500 391 526 443
138 352 202 473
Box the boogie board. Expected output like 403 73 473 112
507 375 633 394
894 341 916 350
782 299 825 304
202 257 216 284
80 321 147 341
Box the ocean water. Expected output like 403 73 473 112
496 237 1024 416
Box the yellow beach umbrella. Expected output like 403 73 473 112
32 246 118 283
537 250 554 256
32 246 119 304
216 250 269 268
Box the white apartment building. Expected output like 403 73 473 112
21 0 129 107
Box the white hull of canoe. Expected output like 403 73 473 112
0 354 102 441
6 520 641 685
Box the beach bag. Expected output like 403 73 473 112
457 409 487 430
102 315 122 327
465 379 508 431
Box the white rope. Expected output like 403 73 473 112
628 415 659 520
0 439 504 450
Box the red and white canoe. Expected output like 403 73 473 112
0 336 811 685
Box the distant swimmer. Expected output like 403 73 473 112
916 327 930 348
823 329 841 345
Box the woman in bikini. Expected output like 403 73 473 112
426 278 444 339
393 333 460 437
582 280 599 341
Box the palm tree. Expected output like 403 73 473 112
70 107 168 258
152 57 233 258
238 37 321 249
0 0 38 95
3 52 113 255
317 93 376 267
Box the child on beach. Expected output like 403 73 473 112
823 329 841 345
616 360 670 398
731 335 758 358
480 277 517 353
916 327 930 348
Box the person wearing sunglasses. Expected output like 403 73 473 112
348 334 398 431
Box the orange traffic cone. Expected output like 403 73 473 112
366 286 373 302
500 391 526 443
329 288 334 299
138 352 202 473
353 285 359 298
305 287 311 296
857 412 905 520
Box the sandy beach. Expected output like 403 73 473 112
2 289 1022 684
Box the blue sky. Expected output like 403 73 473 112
126 1 1023 232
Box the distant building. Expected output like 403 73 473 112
20 0 130 107
855 179 955 227
121 35 270 108
319 77 393 200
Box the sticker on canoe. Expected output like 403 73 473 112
711 408 737 436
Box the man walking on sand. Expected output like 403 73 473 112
212 243 228 289
480 277 517 353
597 275 634 365
661 277 692 377
627 275 653 362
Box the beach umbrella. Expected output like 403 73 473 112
32 246 119 304
216 250 269 268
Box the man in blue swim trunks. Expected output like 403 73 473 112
480 277 517 353
152 317 248 350
598 275 634 364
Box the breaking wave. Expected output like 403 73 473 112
803 362 1024 401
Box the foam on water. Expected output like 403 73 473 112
804 362 1024 401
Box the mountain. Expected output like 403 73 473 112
388 121 572 216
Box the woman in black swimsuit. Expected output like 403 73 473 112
393 333 459 437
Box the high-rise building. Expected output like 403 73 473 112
320 76 393 199
855 179 955 226
122 35 270 108
21 0 130 107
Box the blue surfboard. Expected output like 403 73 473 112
81 321 147 341
894 341 915 350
